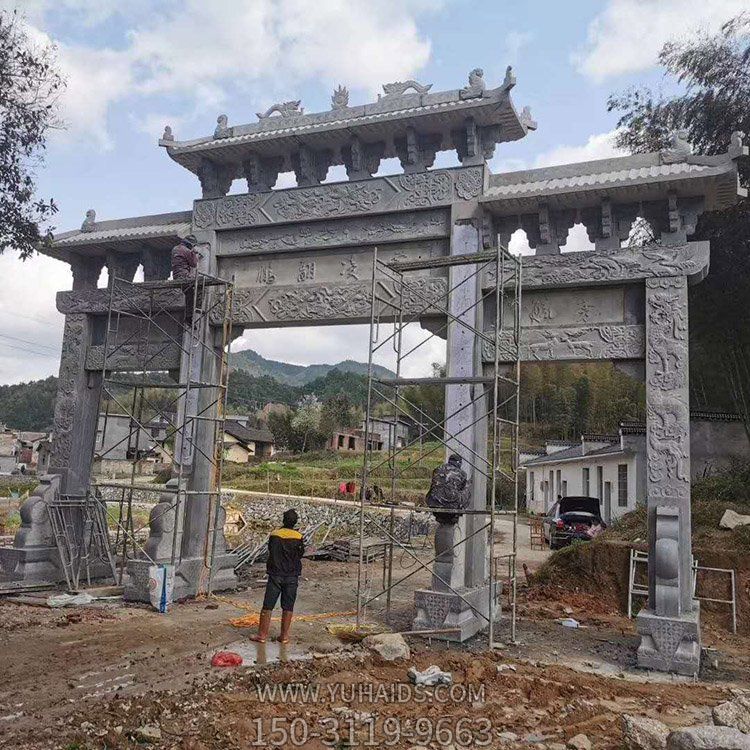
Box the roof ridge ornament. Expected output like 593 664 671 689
161 125 174 142
214 114 231 139
660 129 693 164
380 79 433 98
460 67 486 100
81 209 96 233
331 85 349 111
256 100 304 120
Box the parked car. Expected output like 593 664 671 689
542 496 606 549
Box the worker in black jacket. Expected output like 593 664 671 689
250 509 304 644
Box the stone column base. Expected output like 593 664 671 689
413 583 496 642
0 545 60 583
124 553 238 602
636 605 701 676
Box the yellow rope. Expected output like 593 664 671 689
208 593 356 628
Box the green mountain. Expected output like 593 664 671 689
230 348 394 385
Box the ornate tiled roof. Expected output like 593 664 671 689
160 69 536 175
483 147 745 212
46 211 192 257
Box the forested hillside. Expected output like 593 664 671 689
231 348 394 385
0 376 57 431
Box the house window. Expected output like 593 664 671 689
529 471 535 504
338 434 345 448
618 464 629 507
549 470 554 500
556 470 562 499
562 480 567 497
348 436 356 450
582 467 590 496
597 465 603 499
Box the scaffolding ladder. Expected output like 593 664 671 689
88 270 234 590
356 241 522 648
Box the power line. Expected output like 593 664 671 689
0 342 57 358
0 333 59 354
0 308 61 327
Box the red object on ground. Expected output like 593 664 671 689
211 651 243 667
338 482 347 494
345 481 356 495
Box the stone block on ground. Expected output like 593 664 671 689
667 726 750 750
713 696 750 734
567 734 592 750
361 633 410 661
719 510 750 530
623 714 670 749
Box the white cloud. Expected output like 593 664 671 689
0 253 68 384
16 0 435 148
534 130 624 168
503 30 532 66
575 0 747 82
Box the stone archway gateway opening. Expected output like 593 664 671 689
2 67 746 675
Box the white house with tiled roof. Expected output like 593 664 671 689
521 428 647 523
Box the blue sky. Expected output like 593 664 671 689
0 0 745 384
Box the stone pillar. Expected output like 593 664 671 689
413 220 491 641
125 229 237 601
636 276 700 675
50 313 102 494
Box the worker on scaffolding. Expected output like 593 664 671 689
250 509 305 644
171 234 203 322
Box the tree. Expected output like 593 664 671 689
0 11 63 257
319 393 357 440
290 394 323 452
608 14 750 436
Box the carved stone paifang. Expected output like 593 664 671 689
86 342 182 372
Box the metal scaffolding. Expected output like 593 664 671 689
356 242 522 647
75 271 234 592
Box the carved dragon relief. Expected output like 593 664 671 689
193 167 483 230
645 277 691 501
223 278 448 327
485 243 709 289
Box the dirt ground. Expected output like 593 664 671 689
1 518 749 748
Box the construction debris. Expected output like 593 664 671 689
362 632 410 661
408 664 452 686
666 726 750 749
47 593 95 608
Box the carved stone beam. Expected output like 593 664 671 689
105 251 141 284
482 324 645 363
394 127 442 173
142 247 171 282
197 158 233 199
57 287 184 315
70 254 105 291
86 342 182 372
292 145 333 187
243 153 284 193
483 240 710 290
342 136 385 180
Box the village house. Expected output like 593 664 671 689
223 420 275 461
522 411 750 522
